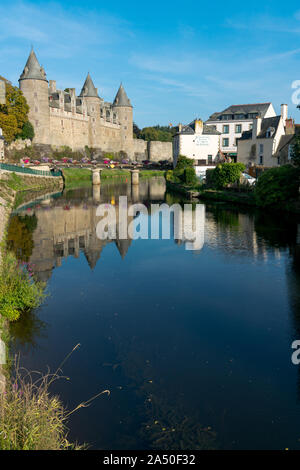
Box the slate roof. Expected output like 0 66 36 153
19 48 47 82
176 121 220 135
239 116 282 141
207 103 271 122
113 84 132 107
79 73 99 98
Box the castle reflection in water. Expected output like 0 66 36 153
11 176 295 283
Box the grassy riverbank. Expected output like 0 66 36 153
63 167 165 188
0 176 88 450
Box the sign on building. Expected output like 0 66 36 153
0 79 5 105
195 136 209 146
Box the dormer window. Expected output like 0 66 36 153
266 127 275 138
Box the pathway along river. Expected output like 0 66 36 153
6 176 300 450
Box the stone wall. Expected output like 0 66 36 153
148 141 173 162
7 138 32 151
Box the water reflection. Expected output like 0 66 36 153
6 178 300 449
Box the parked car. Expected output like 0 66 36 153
242 173 256 186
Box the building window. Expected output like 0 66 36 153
249 123 253 130
222 138 229 147
235 124 242 133
223 125 229 134
235 114 244 120
259 144 264 154
222 115 231 120
277 157 280 165
35 107 38 113
207 155 213 164
259 155 263 165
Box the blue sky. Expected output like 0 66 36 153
1 1 300 127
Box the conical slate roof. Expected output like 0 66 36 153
19 48 47 81
79 73 99 97
113 84 132 107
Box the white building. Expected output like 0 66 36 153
237 104 291 168
173 119 220 169
205 102 276 158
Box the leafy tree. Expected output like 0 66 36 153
139 125 177 142
255 165 300 207
206 162 245 189
291 133 300 166
0 75 30 143
133 122 141 139
17 120 35 141
175 155 194 170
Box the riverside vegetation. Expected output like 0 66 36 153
0 174 109 450
166 155 300 213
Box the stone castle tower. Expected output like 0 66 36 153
18 48 137 158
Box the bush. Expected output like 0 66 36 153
175 155 194 170
255 165 300 207
17 120 35 141
206 163 245 189
183 166 198 186
0 251 46 321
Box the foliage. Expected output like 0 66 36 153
139 125 177 142
206 162 245 189
133 122 141 139
17 120 35 141
254 165 300 207
0 76 30 143
8 145 41 163
0 251 46 321
175 155 194 170
6 214 37 262
0 351 109 450
183 166 198 186
291 133 300 167
166 156 198 187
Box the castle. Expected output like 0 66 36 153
18 49 172 160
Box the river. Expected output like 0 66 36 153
6 176 300 450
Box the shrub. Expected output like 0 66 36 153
206 162 245 189
255 165 300 207
0 354 110 450
175 155 194 170
183 166 198 186
0 251 46 321
17 120 35 141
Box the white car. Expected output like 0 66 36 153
242 173 256 186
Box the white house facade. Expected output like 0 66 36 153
205 103 276 158
173 119 220 168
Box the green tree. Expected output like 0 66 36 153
17 120 35 141
291 133 300 166
206 162 245 189
0 75 30 143
255 165 300 207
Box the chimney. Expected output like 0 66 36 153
252 116 262 139
285 118 295 135
49 80 56 93
178 123 182 132
194 119 203 134
281 104 288 123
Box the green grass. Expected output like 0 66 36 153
63 167 165 187
0 251 46 322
